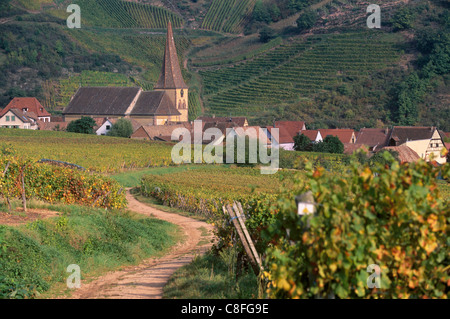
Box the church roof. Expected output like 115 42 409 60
63 87 141 116
154 21 188 90
131 91 181 116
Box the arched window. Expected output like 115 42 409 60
180 89 184 98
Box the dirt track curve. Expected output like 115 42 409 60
67 189 214 299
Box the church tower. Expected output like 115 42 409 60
154 21 189 123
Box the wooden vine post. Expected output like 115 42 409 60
223 201 262 274
21 165 27 212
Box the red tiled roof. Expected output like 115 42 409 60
356 128 391 149
266 126 294 144
2 97 51 118
382 145 421 163
274 121 306 138
319 129 355 144
300 130 320 141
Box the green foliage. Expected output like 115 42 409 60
293 134 312 152
259 26 276 43
164 248 259 299
391 6 416 31
0 206 177 298
296 9 318 32
393 72 429 126
312 135 344 154
107 118 133 138
0 153 127 209
66 117 97 135
264 154 449 298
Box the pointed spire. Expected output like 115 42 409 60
154 21 188 89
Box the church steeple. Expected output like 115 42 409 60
155 21 188 89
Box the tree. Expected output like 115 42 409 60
253 0 271 23
259 26 275 43
312 135 344 154
66 117 96 134
107 118 133 138
391 6 416 31
296 9 318 32
293 133 312 152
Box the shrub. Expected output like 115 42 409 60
263 153 449 298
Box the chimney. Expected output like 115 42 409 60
212 114 215 119
384 128 388 135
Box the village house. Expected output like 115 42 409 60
355 128 392 151
300 130 323 143
0 108 39 130
318 129 356 144
226 126 271 146
264 126 294 150
1 97 51 123
63 22 189 126
387 126 446 164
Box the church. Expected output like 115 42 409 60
63 22 189 126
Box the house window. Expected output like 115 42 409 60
11 116 15 121
180 89 184 98
106 125 111 130
5 116 9 122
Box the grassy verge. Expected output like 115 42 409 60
0 200 181 299
163 248 261 299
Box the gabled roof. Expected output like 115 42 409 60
154 21 188 90
381 145 421 163
389 126 438 145
38 120 69 131
319 129 355 144
63 87 142 116
274 121 306 138
133 123 192 140
266 126 294 144
203 121 237 135
197 116 248 127
2 97 51 118
300 130 321 141
228 126 270 145
356 128 391 149
5 108 32 123
131 91 181 116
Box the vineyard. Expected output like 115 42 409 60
0 130 175 173
43 71 134 111
65 29 191 84
199 32 402 117
201 0 256 33
140 165 291 251
48 0 184 29
0 155 126 210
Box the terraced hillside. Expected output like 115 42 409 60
46 0 184 29
200 32 402 118
201 0 256 33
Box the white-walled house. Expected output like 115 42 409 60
1 97 51 122
0 109 38 129
299 130 323 143
96 118 115 136
388 126 447 164
265 126 294 150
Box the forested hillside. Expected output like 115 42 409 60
0 0 448 129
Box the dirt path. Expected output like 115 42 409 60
67 189 214 299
